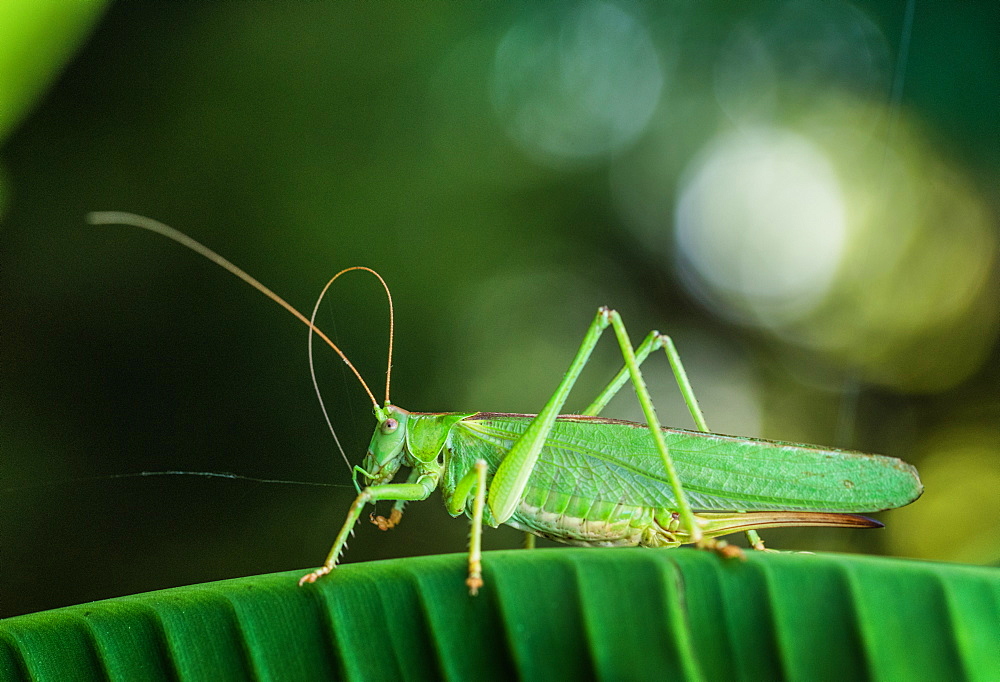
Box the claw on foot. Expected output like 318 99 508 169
716 543 746 560
467 557 484 596
370 508 403 531
298 567 332 586
696 538 746 561
466 574 483 596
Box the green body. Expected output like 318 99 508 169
86 214 924 594
367 409 922 549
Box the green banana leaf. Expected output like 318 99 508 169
1 549 997 681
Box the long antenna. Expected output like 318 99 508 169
85 212 381 410
308 267 394 416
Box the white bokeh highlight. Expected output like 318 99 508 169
675 128 848 326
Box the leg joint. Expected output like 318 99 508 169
598 306 619 324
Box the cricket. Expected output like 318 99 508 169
87 212 923 595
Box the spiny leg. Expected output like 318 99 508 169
582 331 707 429
601 312 702 543
299 476 437 586
487 307 701 546
584 330 765 551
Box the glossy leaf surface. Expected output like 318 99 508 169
2 549 996 681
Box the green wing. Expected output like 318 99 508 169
453 414 922 513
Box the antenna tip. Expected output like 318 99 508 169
85 211 123 226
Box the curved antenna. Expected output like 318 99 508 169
85 212 381 412
308 268 395 433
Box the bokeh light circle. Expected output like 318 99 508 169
675 127 848 326
491 1 663 166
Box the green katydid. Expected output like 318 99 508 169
87 212 923 595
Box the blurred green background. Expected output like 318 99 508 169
2 1 998 618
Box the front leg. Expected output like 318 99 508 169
370 469 421 530
299 476 437 586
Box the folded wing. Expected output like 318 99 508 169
455 414 922 513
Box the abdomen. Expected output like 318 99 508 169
506 483 658 547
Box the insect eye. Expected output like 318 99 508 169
382 418 399 434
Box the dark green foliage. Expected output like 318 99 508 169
2 549 997 680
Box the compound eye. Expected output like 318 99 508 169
381 418 399 434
